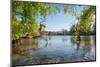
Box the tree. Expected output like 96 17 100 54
12 1 60 40
75 6 96 41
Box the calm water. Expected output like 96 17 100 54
12 35 96 66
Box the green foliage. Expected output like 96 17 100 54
78 6 96 33
68 6 95 36
12 1 96 41
63 5 77 16
71 6 96 41
12 1 60 40
12 16 23 40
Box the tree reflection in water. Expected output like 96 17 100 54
71 36 95 61
12 37 49 65
12 36 96 66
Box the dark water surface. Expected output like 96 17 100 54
12 35 96 66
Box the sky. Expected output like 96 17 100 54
39 4 84 31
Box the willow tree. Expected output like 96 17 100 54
12 1 60 40
75 6 96 41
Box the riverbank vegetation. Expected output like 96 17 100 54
73 6 96 41
12 1 60 40
12 1 96 42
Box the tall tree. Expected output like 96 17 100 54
12 1 60 40
75 6 96 41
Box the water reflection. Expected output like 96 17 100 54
70 36 95 61
12 36 96 66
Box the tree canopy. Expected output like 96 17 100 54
12 1 96 41
12 1 61 40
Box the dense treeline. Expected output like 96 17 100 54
45 30 95 35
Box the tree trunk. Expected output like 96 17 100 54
77 35 80 41
76 31 80 41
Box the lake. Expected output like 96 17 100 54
12 35 96 66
